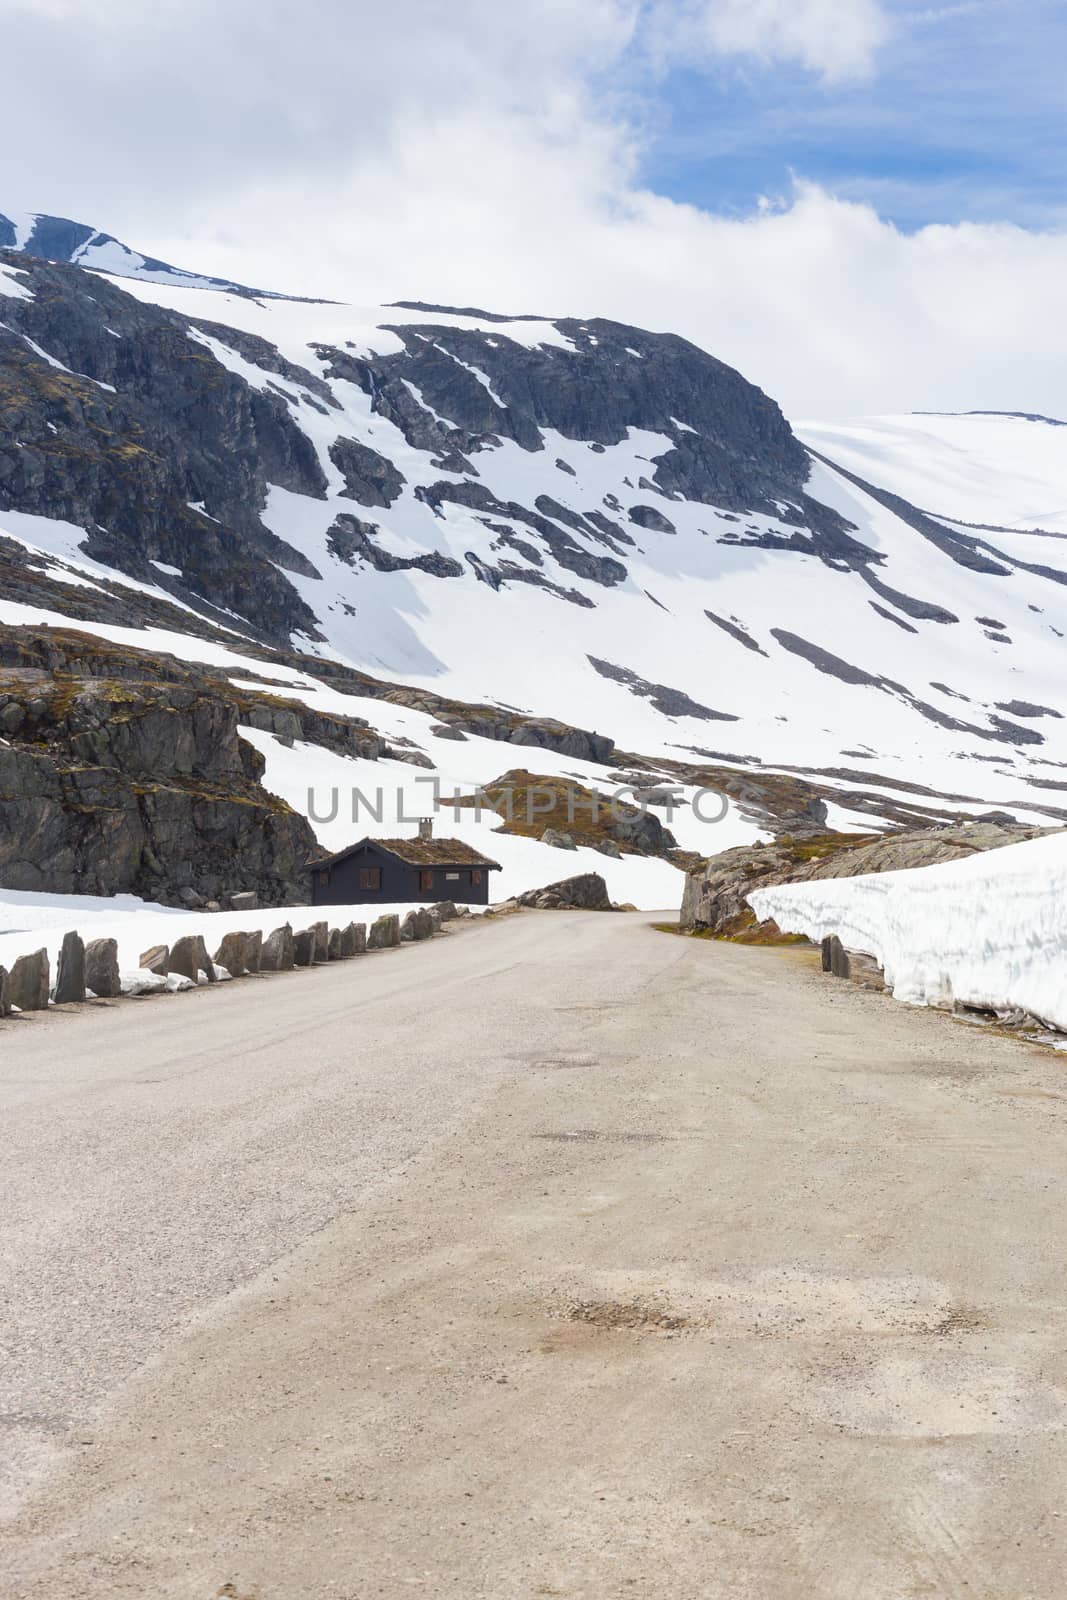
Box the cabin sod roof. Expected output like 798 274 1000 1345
318 836 502 869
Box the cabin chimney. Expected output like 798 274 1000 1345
418 817 433 840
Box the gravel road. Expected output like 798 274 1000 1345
2 909 1066 1597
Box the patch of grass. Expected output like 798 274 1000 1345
652 916 810 947
452 768 660 855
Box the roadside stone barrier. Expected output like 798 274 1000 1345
9 950 50 1012
140 944 170 976
85 938 121 998
368 913 401 949
54 931 86 1005
260 924 295 971
1 900 470 1022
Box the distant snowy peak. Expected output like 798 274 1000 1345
0 209 274 298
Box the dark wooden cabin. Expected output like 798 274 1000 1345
310 826 501 907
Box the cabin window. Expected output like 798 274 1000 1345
445 871 460 881
359 867 382 891
471 869 483 885
419 869 433 891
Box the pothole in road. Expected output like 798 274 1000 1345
542 1267 982 1343
922 1305 987 1336
547 1286 703 1337
556 1297 694 1334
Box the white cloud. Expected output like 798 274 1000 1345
646 0 891 81
2 0 1065 421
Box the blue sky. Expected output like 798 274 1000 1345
633 0 1067 230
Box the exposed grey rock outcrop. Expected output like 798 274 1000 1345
227 891 260 912
587 656 738 723
680 821 1056 934
518 872 612 910
679 843 797 935
0 663 317 906
327 513 463 577
0 251 327 642
329 437 406 508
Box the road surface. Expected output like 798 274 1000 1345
2 909 1066 1598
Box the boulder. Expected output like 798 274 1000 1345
368 913 401 949
169 933 215 984
432 901 459 922
85 937 121 998
631 786 680 809
328 926 345 960
517 873 611 911
401 907 435 942
826 935 851 979
351 921 367 954
9 949 50 1011
167 935 198 984
54 930 86 1004
139 943 170 976
260 923 295 971
595 839 623 859
293 928 316 966
609 809 676 854
541 827 577 850
227 891 259 912
214 931 252 978
310 920 330 963
244 930 263 972
430 722 467 741
0 964 9 1017
338 923 359 958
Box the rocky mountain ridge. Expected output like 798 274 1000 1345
3 222 1067 906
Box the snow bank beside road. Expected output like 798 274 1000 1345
748 831 1067 1029
0 891 446 978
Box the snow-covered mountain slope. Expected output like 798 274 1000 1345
3 239 1067 911
0 209 271 296
799 411 1067 535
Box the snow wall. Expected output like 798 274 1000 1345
748 831 1067 1029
